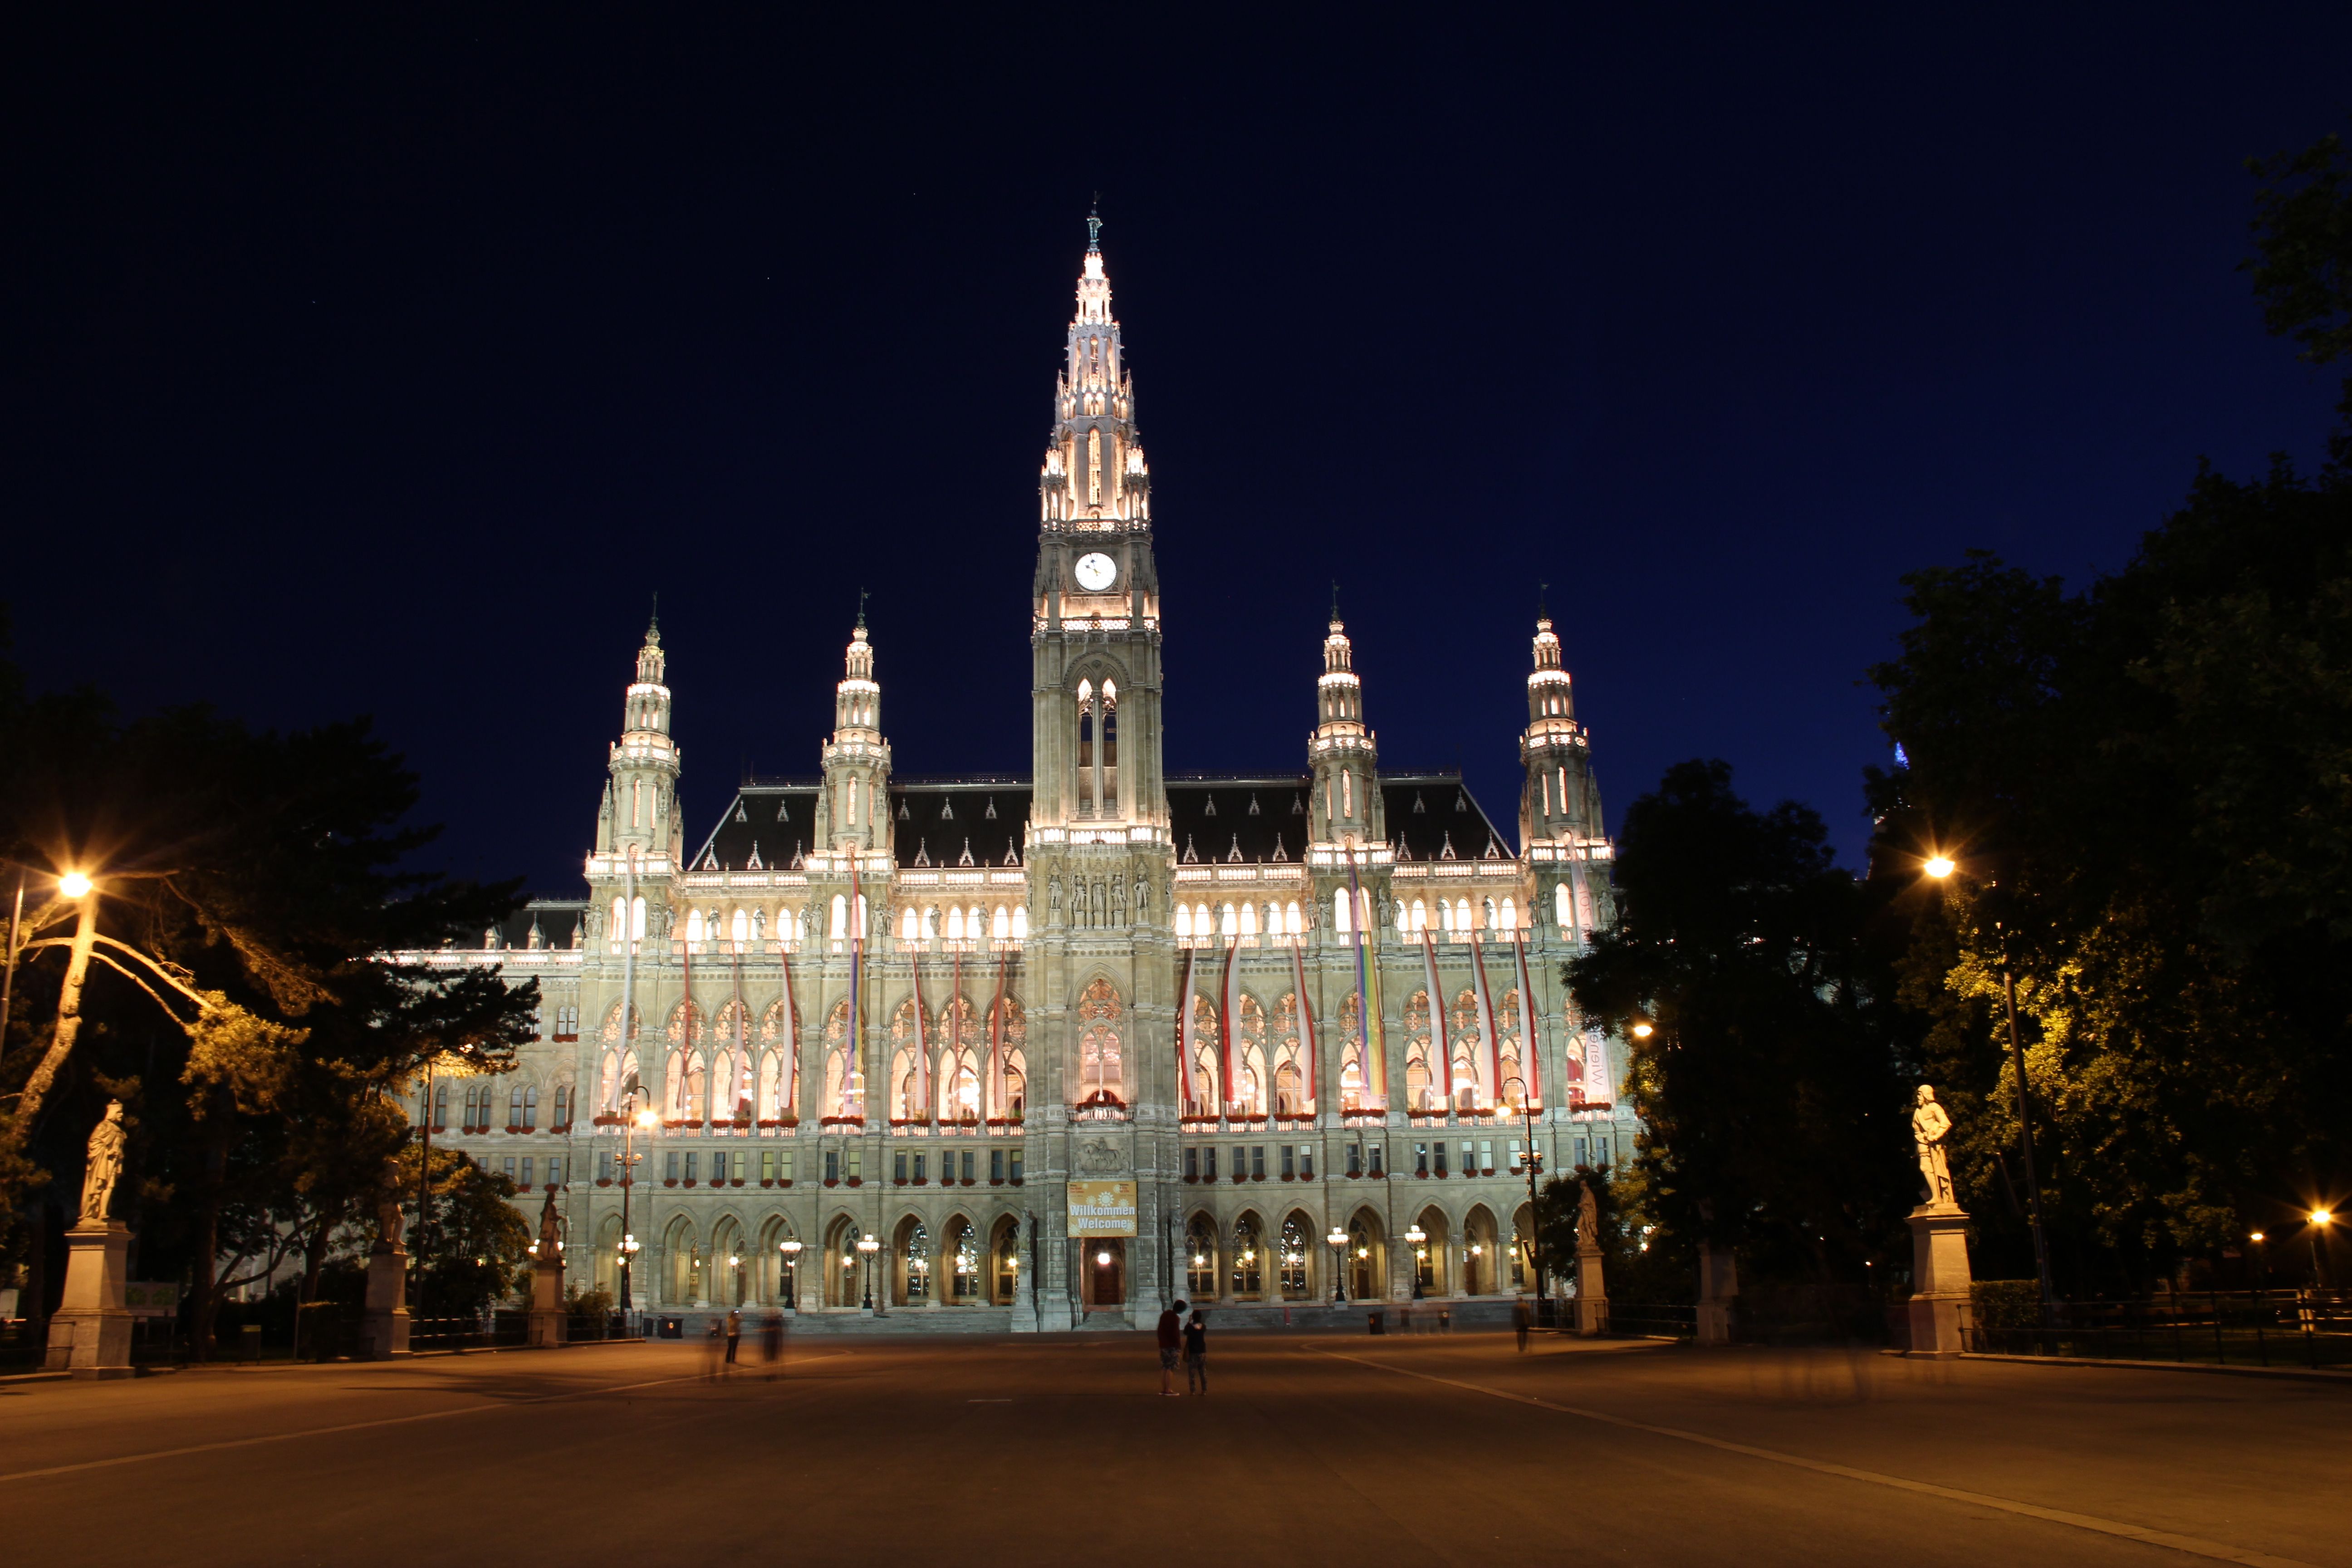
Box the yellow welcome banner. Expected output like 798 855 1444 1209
1067 1180 1137 1236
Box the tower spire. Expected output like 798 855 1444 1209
1309 612 1379 846
1038 218 1149 528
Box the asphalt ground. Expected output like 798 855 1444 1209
1 1331 2341 1567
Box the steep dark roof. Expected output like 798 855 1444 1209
1383 770 1515 862
693 780 823 872
689 775 1034 872
888 776 1032 869
494 899 587 950
1167 774 1313 867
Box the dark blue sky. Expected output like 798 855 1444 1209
4 5 2345 895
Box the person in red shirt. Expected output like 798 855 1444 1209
1156 1299 1187 1396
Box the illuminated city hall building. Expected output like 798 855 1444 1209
408 224 1632 1329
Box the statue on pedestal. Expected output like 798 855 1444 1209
537 1185 564 1260
1912 1085 1957 1210
1576 1180 1600 1250
79 1101 127 1224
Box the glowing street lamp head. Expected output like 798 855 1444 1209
1630 1022 1654 1039
59 871 93 899
1923 855 1955 881
2249 1231 2265 1244
2313 1209 2335 1227
634 1108 658 1130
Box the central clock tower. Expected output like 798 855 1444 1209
1030 214 1166 838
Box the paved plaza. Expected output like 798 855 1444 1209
1 1333 2341 1567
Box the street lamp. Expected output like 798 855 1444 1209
614 1095 657 1317
1327 1227 1348 1304
857 1234 880 1310
779 1238 803 1312
1406 1223 1427 1300
1923 851 2058 1324
2310 1210 2334 1288
1629 1022 1653 1039
57 871 93 900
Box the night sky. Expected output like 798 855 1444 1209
5 6 2346 897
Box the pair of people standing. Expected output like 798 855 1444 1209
1155 1300 1209 1396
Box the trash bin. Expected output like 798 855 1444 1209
1368 1309 1386 1336
239 1323 264 1361
1438 1308 1451 1332
657 1315 684 1339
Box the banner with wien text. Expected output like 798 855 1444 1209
1067 1180 1137 1236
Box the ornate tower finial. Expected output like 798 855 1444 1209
1537 580 1548 621
1330 579 1342 628
855 586 869 635
1086 195 1102 253
647 591 661 641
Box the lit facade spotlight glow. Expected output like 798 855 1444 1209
1631 1022 1654 1039
1923 856 1955 880
59 872 93 899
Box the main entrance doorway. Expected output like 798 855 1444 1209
1083 1238 1126 1312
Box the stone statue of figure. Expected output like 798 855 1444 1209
375 1194 406 1253
1576 1178 1600 1250
537 1185 563 1264
1912 1084 1956 1209
79 1100 127 1223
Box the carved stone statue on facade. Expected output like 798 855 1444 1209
375 1193 406 1253
1912 1084 1956 1210
79 1100 127 1224
1048 877 1063 922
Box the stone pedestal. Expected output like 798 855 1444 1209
1905 1204 1974 1357
44 1221 134 1378
358 1240 412 1360
1695 1243 1739 1346
527 1259 567 1349
1010 1265 1039 1333
1575 1245 1608 1336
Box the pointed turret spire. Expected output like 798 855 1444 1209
1039 212 1149 528
1520 612 1597 845
603 617 681 860
1309 611 1379 845
820 614 892 853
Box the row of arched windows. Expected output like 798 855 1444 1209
427 1079 574 1133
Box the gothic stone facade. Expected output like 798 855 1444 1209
406 232 1632 1330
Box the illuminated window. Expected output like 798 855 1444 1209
1220 903 1238 938
993 906 1010 940
1012 906 1029 939
831 894 848 939
610 897 627 952
1076 979 1125 1103
1412 898 1428 933
1455 899 1472 931
900 906 918 940
1500 897 1517 931
1342 769 1352 818
686 909 705 944
1285 901 1302 934
1556 883 1572 931
732 908 750 946
1175 904 1194 938
946 906 965 941
630 896 647 941
1240 902 1259 936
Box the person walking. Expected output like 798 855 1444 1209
760 1311 783 1376
725 1307 743 1367
1183 1310 1209 1395
1156 1299 1187 1396
1513 1296 1531 1352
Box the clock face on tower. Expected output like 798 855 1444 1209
1073 552 1117 592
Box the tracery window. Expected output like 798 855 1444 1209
1230 1217 1263 1298
1404 988 1435 1111
1187 992 1221 1113
1279 1216 1310 1298
903 1222 931 1303
1450 988 1482 1109
950 1221 979 1300
1186 1217 1219 1297
1338 994 1364 1112
1499 987 1525 1109
1333 889 1351 935
1557 882 1573 932
1269 992 1304 1114
823 999 861 1118
1075 978 1124 1105
1234 994 1266 1116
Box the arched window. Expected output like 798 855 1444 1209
992 906 1010 940
1186 1217 1219 1298
1279 1216 1311 1298
949 1220 980 1300
686 909 705 944
1412 898 1429 933
1012 906 1029 939
1450 989 1482 1109
629 895 647 941
1285 901 1302 935
1499 897 1517 931
1176 904 1193 939
431 1080 449 1130
1239 902 1259 937
1333 890 1351 935
823 1000 859 1118
1404 988 1434 1112
831 894 848 940
1230 1217 1263 1298
900 906 918 940
1556 882 1573 932
1235 995 1267 1116
1075 979 1124 1105
946 906 965 941
1220 902 1237 937
1456 899 1473 931
609 897 626 953
901 1221 931 1304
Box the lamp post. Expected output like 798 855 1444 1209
615 1098 657 1318
2309 1210 2334 1289
1406 1223 1427 1301
857 1234 880 1310
779 1238 802 1312
2249 1231 2268 1294
1923 853 2057 1324
1327 1227 1348 1304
